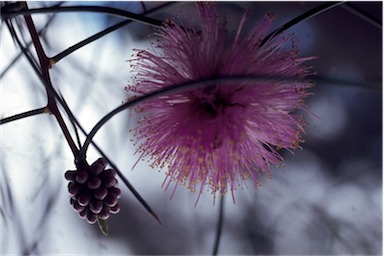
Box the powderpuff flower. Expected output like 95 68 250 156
127 2 314 204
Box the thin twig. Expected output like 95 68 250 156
1 5 163 28
1 107 48 125
212 196 225 256
261 2 344 46
50 2 175 64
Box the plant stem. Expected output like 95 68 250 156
261 2 344 46
50 20 131 64
1 107 48 125
22 2 79 158
1 5 59 79
2 5 163 28
212 196 225 256
50 2 175 64
78 75 313 157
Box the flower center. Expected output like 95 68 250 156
193 86 231 119
198 98 229 119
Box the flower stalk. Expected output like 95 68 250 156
22 2 79 158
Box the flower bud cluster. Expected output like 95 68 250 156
65 158 121 224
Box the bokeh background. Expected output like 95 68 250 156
1 1 382 255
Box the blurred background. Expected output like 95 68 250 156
1 1 382 255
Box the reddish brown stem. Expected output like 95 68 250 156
22 2 79 158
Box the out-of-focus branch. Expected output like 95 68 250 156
212 196 225 255
340 2 382 29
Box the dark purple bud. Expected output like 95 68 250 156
72 200 86 212
99 169 116 181
86 211 97 224
109 203 120 214
76 170 88 184
104 193 118 207
103 177 117 188
78 193 91 206
68 182 82 196
89 200 103 214
93 187 108 200
108 187 121 199
98 206 110 220
79 209 88 219
90 158 107 176
87 177 101 190
65 170 77 181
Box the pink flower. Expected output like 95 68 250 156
127 2 313 204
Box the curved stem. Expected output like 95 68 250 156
261 2 344 46
79 74 381 159
50 2 175 64
2 5 163 28
50 20 131 64
79 75 305 157
1 107 48 125
212 196 225 256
